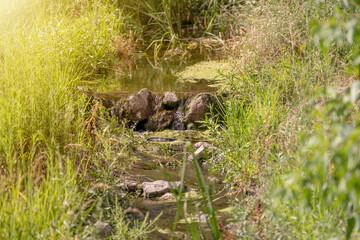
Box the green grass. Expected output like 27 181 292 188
1 0 358 239
203 0 357 239
0 0 143 238
123 0 228 52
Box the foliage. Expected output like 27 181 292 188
265 1 360 238
267 83 360 239
314 0 360 74
207 0 356 238
173 145 221 239
124 0 233 50
0 0 144 238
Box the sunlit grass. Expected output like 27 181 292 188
0 0 126 238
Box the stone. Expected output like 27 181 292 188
153 94 164 113
145 110 174 131
158 192 175 201
188 145 207 161
188 141 218 161
194 141 211 149
198 214 209 223
142 180 184 198
122 176 140 192
178 213 209 224
121 88 153 122
93 221 112 239
147 136 177 142
194 141 217 151
183 94 212 123
163 92 180 108
126 181 138 191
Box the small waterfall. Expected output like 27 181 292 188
172 104 185 130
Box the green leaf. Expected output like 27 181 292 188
346 216 355 239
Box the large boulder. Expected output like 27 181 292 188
145 110 174 131
120 88 154 123
163 92 180 108
142 180 184 198
183 93 212 123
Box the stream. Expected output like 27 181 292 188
88 52 231 239
87 50 218 95
129 131 232 239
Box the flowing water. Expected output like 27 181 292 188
88 52 230 239
129 130 231 239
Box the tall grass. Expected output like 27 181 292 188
0 0 127 238
205 0 354 238
124 0 228 51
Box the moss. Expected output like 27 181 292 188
175 60 238 89
144 130 209 142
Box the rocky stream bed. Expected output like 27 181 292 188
86 57 233 239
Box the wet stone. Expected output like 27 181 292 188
142 180 184 198
194 141 211 149
188 145 207 161
207 176 223 184
189 141 218 161
145 110 174 131
121 176 140 192
163 92 179 108
124 207 145 220
146 137 177 142
170 142 187 151
183 93 212 124
95 88 223 131
197 214 209 223
120 88 154 123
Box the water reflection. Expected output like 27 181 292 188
89 53 217 94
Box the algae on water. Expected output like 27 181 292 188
175 60 236 88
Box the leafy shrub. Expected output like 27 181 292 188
269 82 360 239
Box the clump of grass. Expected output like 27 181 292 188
0 0 145 238
210 0 349 181
227 2 305 64
0 0 124 174
203 0 354 238
123 0 231 51
226 1 349 67
114 35 137 61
